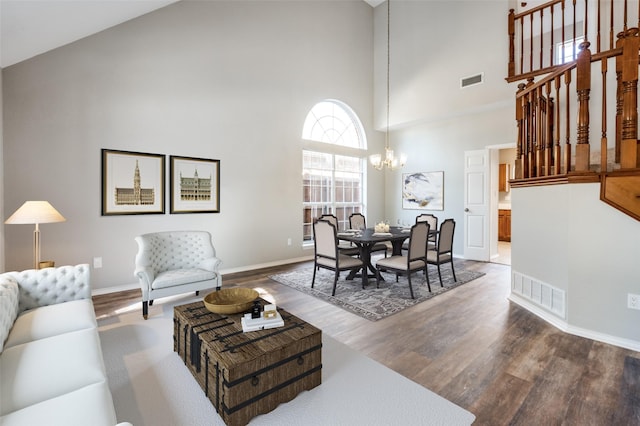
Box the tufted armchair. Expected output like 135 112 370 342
134 231 222 319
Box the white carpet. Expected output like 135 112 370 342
98 294 475 426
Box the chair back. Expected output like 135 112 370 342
408 221 430 262
437 219 455 254
135 231 216 274
318 214 339 230
349 213 366 230
313 220 338 259
416 213 438 230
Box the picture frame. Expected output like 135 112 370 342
170 155 220 214
402 171 444 210
101 149 165 216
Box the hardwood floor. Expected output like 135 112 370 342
93 260 640 425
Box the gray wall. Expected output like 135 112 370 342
2 0 384 290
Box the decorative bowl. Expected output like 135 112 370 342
203 288 259 314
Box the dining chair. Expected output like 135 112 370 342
374 221 431 299
312 219 365 296
402 213 438 253
349 213 388 257
427 218 457 287
416 213 438 248
318 214 359 257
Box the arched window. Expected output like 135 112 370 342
302 100 366 149
302 100 367 241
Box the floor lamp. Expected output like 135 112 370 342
5 201 66 269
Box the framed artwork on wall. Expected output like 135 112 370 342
101 149 165 216
402 171 444 210
170 155 220 214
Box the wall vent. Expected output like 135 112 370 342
511 270 566 319
460 73 484 88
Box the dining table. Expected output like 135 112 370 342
337 226 413 288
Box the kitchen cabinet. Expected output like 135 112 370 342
499 163 510 192
498 209 511 242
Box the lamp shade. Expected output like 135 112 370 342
5 201 66 225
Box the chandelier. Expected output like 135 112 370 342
370 0 406 171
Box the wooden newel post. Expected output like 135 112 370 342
621 28 640 169
575 41 591 172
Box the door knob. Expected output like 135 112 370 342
464 208 469 212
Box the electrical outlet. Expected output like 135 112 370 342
628 293 640 310
93 257 103 269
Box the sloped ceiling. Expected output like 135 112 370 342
0 0 180 68
0 0 382 68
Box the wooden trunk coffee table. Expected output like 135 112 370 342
173 298 322 426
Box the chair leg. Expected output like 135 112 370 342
437 264 444 287
195 291 200 296
407 273 415 299
332 270 339 296
450 260 457 282
424 266 431 292
149 300 154 306
142 301 148 320
375 268 380 288
312 264 317 288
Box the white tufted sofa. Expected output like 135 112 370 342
135 230 222 319
0 264 130 426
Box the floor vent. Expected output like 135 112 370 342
461 73 483 88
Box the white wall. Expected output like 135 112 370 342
2 1 384 290
512 184 640 346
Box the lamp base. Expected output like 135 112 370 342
38 260 55 269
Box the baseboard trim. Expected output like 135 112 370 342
508 293 640 352
91 255 314 296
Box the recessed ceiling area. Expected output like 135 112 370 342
0 0 383 68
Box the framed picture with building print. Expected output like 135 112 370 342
101 149 165 215
170 155 220 214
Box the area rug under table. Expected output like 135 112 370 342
270 260 485 321
98 294 475 425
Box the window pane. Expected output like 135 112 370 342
302 150 363 240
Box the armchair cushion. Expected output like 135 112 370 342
152 268 217 289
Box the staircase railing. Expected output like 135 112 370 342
508 0 633 83
510 0 640 183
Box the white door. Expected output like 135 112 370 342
464 149 490 261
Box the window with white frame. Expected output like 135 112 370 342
556 37 584 64
302 100 366 241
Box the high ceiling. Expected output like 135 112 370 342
0 0 382 69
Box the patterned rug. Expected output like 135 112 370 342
269 260 485 321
